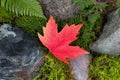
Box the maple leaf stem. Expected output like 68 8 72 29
34 51 50 69
29 51 50 74
29 51 51 75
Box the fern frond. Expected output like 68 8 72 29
0 0 46 19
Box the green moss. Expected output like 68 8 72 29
0 7 14 23
15 16 46 37
89 55 120 80
75 23 96 50
34 55 73 80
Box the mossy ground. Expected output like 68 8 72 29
34 55 73 80
1 7 120 80
89 55 120 80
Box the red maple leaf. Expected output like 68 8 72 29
38 16 88 63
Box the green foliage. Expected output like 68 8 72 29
15 16 46 37
72 0 107 25
76 23 96 50
58 16 101 50
34 55 73 80
0 7 15 23
115 0 120 16
0 0 46 19
90 55 120 80
88 12 100 24
116 0 120 7
78 16 103 50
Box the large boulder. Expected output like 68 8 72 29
0 24 43 80
39 0 79 20
90 9 120 55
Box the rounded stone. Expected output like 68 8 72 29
0 24 43 80
39 0 80 20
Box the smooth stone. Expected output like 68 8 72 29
0 24 43 80
39 0 79 20
70 54 90 80
90 9 120 55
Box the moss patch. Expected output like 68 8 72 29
0 7 15 23
34 55 73 80
15 16 46 37
89 55 120 80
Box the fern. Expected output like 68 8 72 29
0 0 46 19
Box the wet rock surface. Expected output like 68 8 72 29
90 9 120 55
0 24 43 80
39 0 79 20
70 54 90 80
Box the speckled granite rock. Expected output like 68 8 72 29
90 9 120 55
39 0 79 20
70 54 90 80
0 24 43 80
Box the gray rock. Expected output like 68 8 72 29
0 24 43 80
39 0 79 20
70 54 90 80
90 9 120 55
